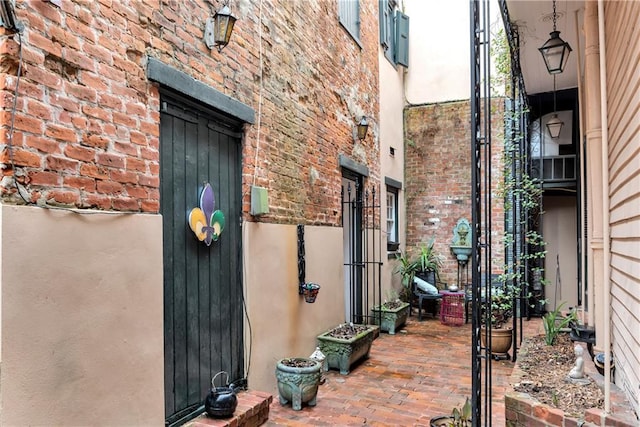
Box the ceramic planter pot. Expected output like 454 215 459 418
275 358 321 411
317 324 378 375
429 415 455 427
371 301 410 334
481 326 513 358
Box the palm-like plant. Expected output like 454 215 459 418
416 239 444 280
394 250 418 289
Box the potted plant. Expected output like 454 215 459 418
481 285 515 359
300 282 320 303
414 239 444 285
275 357 322 411
371 290 410 334
394 250 418 287
316 323 378 375
430 397 471 426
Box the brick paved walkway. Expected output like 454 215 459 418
266 314 542 426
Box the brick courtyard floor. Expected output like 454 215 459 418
266 312 542 426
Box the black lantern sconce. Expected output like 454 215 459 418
538 0 572 74
204 3 237 52
356 116 369 141
546 74 564 139
546 113 563 139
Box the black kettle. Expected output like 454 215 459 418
204 371 238 418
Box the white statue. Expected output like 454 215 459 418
568 344 585 379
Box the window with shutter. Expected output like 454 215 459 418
395 10 409 67
379 0 394 63
338 0 361 45
378 1 409 67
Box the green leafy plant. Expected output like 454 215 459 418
542 302 576 345
449 397 472 426
484 288 514 329
415 238 444 280
394 250 418 289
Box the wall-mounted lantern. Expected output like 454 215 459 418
356 116 369 141
538 0 572 74
204 4 237 52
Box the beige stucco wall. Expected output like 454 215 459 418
0 204 164 426
244 222 345 394
405 0 472 103
542 196 579 312
379 38 407 296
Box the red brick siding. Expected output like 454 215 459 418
0 0 380 222
404 99 505 287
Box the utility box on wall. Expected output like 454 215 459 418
250 186 269 216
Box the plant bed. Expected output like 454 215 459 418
275 358 321 411
507 333 637 426
317 323 378 375
371 301 410 334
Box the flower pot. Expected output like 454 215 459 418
301 283 320 303
371 301 410 334
317 324 378 375
429 415 455 427
275 358 321 411
481 326 513 358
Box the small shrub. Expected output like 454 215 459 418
543 302 576 345
450 397 471 426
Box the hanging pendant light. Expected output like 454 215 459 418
546 75 564 139
539 0 572 74
546 113 563 139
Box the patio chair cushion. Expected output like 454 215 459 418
414 277 438 295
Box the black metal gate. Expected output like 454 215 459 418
341 173 382 325
471 1 528 425
160 90 244 426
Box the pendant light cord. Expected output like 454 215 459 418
553 74 557 113
552 0 557 32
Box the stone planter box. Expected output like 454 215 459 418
371 301 410 334
317 324 378 375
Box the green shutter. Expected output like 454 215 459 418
395 10 409 67
379 0 388 48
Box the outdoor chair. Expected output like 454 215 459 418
410 276 442 321
464 274 502 323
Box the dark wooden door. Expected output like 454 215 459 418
160 90 243 425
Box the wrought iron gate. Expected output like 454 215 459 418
471 1 529 425
341 176 382 325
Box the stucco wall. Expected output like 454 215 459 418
0 203 164 426
244 222 345 394
542 196 579 311
379 37 407 296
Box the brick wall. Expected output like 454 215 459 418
0 0 380 225
404 99 505 287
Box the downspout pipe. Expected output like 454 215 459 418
574 8 586 325
596 0 611 414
